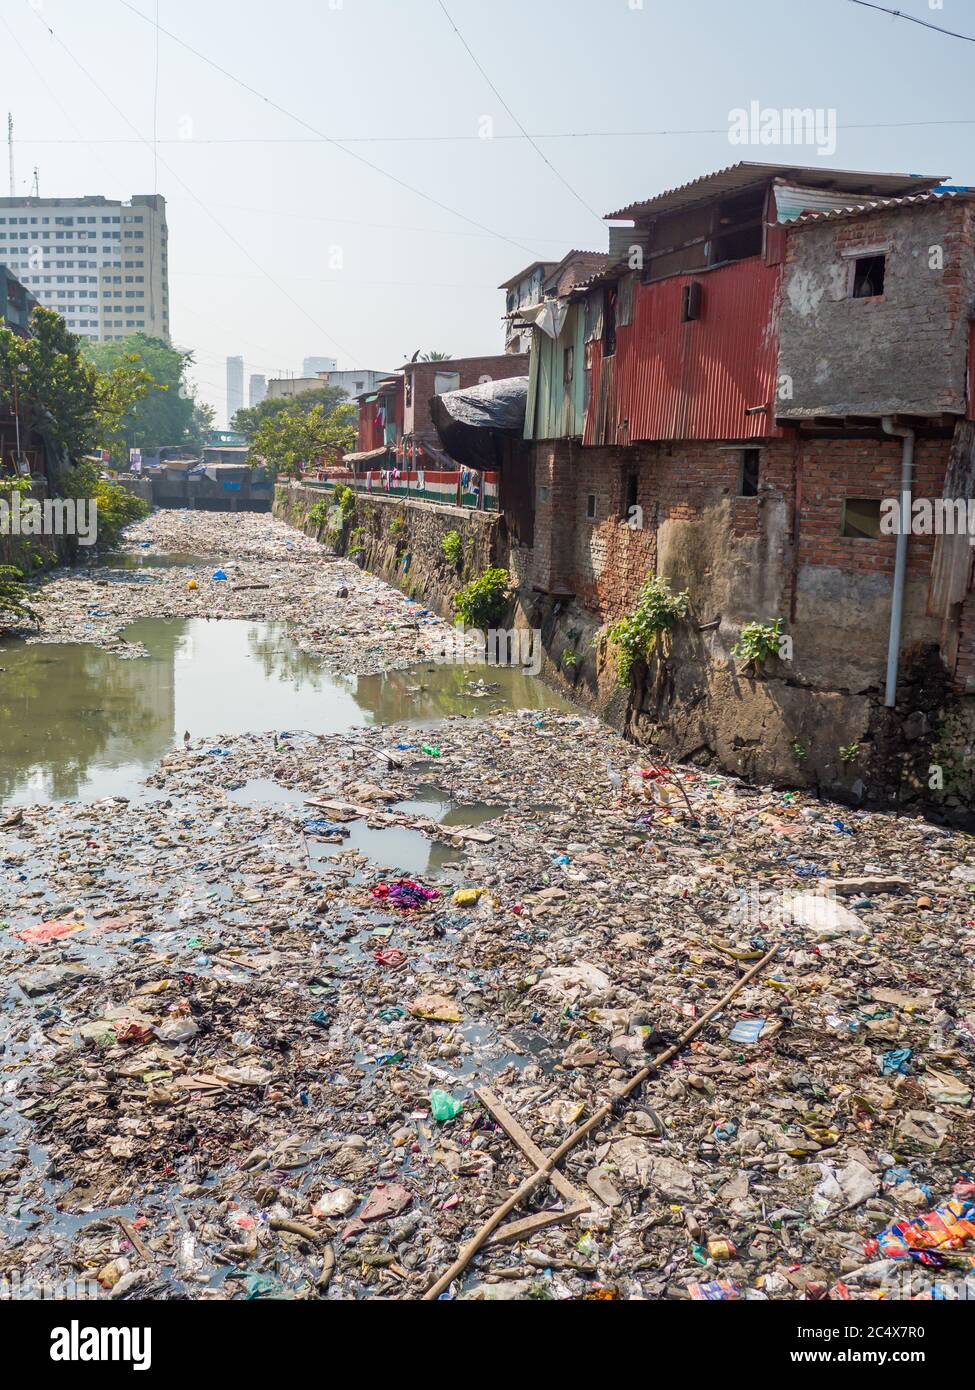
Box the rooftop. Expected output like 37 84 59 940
604 161 945 222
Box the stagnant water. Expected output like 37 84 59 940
0 616 576 806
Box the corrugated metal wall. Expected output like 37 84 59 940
584 258 783 444
525 305 587 440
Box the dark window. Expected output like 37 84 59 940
852 255 885 299
739 448 760 497
586 493 597 520
842 498 882 538
624 470 639 516
603 285 617 357
563 344 574 383
681 281 702 322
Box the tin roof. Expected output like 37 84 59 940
604 161 946 222
791 188 975 226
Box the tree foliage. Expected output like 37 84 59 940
0 308 152 478
231 385 350 439
248 401 357 476
83 334 205 459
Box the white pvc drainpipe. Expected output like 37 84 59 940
881 417 915 708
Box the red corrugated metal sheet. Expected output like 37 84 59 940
584 258 783 445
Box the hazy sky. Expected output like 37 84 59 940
3 0 975 423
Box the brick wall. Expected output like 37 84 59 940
779 199 971 419
529 430 969 693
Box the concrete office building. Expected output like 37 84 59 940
302 356 337 378
0 193 169 343
249 374 267 407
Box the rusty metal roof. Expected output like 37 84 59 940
604 161 946 222
791 188 975 226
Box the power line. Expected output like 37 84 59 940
115 0 540 256
27 6 363 367
15 112 975 145
435 0 603 224
846 0 975 43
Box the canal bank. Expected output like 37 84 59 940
1 509 973 1304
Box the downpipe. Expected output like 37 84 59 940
882 417 915 708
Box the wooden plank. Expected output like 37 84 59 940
476 1085 587 1207
485 1203 589 1247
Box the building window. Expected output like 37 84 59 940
622 469 638 517
603 285 617 358
738 448 760 497
681 281 702 322
563 345 574 383
842 498 882 538
539 485 550 503
586 493 597 520
852 255 885 299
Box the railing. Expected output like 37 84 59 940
355 468 499 511
291 469 500 511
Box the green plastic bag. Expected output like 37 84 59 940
430 1087 463 1122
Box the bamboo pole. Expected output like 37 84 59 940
422 942 780 1299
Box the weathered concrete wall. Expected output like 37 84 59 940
273 482 505 621
778 200 971 418
274 470 975 820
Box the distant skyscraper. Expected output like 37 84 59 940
226 356 244 426
303 355 337 378
249 373 267 407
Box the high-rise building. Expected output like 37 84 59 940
248 373 267 408
0 193 169 343
226 356 244 426
303 355 337 378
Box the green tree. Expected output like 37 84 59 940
83 334 204 460
231 384 350 439
422 350 451 362
0 307 151 482
249 401 357 477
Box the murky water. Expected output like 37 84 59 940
0 617 576 806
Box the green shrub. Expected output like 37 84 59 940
609 574 690 687
0 565 39 631
732 618 783 668
62 461 150 550
453 567 511 628
839 742 860 764
442 530 462 566
308 499 330 528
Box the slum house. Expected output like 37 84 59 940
516 161 975 804
500 251 612 356
348 353 528 509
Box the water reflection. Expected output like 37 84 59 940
0 618 576 806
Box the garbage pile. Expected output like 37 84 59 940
22 510 450 674
1 514 974 1302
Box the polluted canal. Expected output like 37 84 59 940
1 510 974 1302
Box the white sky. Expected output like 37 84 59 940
3 0 975 424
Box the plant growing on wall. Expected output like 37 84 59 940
0 565 39 632
732 618 783 669
609 574 690 687
442 530 462 566
453 567 511 629
839 742 861 764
